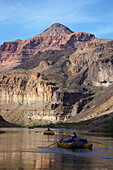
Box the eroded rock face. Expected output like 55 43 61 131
0 70 88 124
69 39 113 87
0 23 95 71
0 71 58 124
0 72 57 104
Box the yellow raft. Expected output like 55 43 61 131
43 130 55 135
57 141 92 149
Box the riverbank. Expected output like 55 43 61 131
0 113 113 134
26 117 113 134
0 115 20 128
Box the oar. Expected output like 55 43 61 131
47 134 78 148
47 141 58 147
88 140 109 146
47 138 65 147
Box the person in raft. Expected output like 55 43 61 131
71 132 77 139
63 132 77 143
71 132 87 143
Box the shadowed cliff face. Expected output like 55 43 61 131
69 39 113 87
0 23 95 71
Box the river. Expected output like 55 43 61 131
0 128 113 169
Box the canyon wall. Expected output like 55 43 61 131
0 71 84 125
69 39 113 87
1 23 113 125
0 71 58 124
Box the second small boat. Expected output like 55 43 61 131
43 128 55 135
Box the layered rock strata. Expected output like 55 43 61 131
1 23 113 125
0 71 86 124
0 23 95 71
69 39 113 87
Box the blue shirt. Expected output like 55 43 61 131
71 133 77 138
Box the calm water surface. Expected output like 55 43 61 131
0 128 113 169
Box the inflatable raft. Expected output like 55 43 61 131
57 138 92 149
43 130 55 135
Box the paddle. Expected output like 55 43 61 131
88 140 109 146
47 138 65 147
47 141 58 147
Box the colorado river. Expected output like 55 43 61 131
0 128 113 169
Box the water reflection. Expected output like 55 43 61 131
0 128 113 169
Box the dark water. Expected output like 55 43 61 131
0 128 113 169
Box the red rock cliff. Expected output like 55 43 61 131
0 23 95 71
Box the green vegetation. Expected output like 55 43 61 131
23 116 113 134
25 120 93 129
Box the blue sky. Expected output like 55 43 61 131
0 0 113 45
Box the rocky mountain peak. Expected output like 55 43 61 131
0 23 95 71
40 23 74 37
